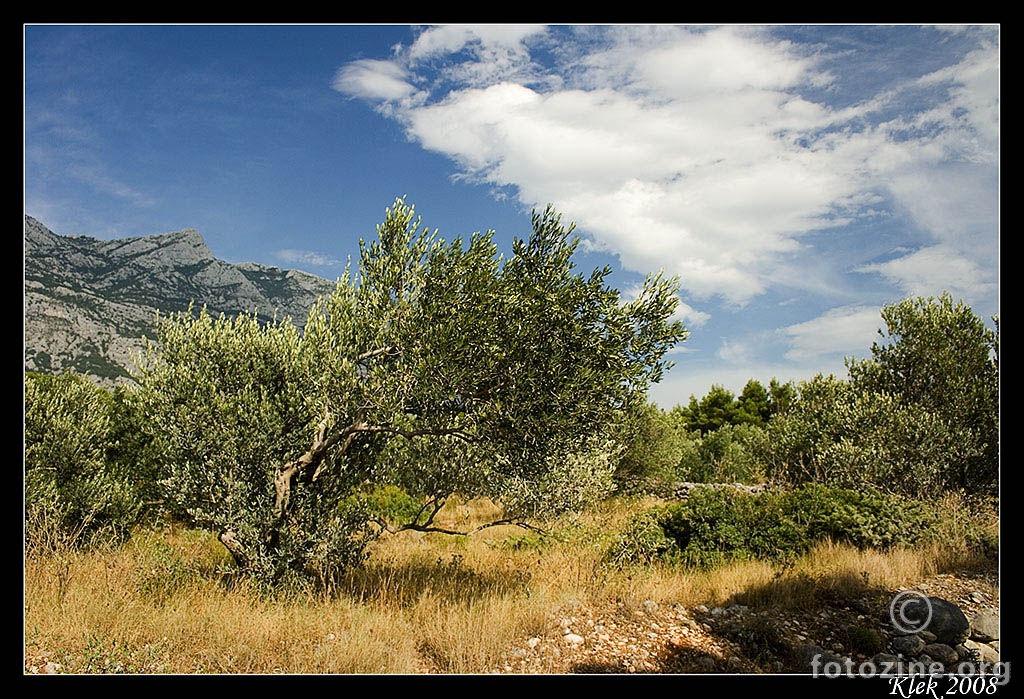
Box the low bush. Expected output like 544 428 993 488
344 483 426 527
604 507 680 567
607 483 943 569
785 483 939 549
660 487 806 568
25 372 145 551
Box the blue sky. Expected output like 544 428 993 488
23 24 1000 408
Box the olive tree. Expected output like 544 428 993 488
758 373 950 496
138 199 686 584
761 295 998 497
847 293 999 494
613 401 692 495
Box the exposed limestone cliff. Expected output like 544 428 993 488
24 215 336 386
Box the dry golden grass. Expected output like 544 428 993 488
24 492 997 674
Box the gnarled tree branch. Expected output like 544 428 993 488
369 515 547 537
267 411 477 548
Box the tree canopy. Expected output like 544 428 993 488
846 293 999 493
762 294 998 497
136 199 687 584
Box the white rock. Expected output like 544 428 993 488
563 633 585 645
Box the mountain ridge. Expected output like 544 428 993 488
24 215 337 386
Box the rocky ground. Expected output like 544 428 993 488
24 568 999 675
476 569 1000 675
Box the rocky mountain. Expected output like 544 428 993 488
24 215 337 386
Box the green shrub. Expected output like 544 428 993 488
786 483 939 549
25 372 144 550
344 483 426 527
611 483 942 570
970 530 999 560
604 507 680 566
660 488 806 568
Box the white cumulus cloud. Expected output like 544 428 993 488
332 24 998 360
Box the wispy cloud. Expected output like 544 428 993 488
407 24 548 88
332 59 424 105
276 249 344 269
856 244 996 303
780 305 883 362
64 162 155 208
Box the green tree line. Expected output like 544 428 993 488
616 293 998 499
24 198 998 589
